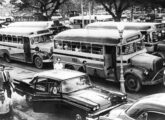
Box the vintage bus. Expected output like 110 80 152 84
69 15 113 28
0 26 54 69
85 22 165 55
53 29 165 92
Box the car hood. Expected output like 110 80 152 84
68 87 126 109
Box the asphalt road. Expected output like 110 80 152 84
1 58 165 120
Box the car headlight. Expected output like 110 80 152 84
144 70 149 75
93 105 100 111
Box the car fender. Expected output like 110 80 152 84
124 67 145 83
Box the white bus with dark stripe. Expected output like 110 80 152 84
53 29 165 92
0 25 54 69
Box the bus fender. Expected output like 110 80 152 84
32 53 44 61
124 67 145 83
1 49 10 58
152 52 165 59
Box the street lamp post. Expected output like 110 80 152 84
117 25 126 94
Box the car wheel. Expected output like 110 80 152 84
26 95 33 106
73 113 84 120
125 74 142 92
65 64 75 70
34 56 43 69
4 54 11 63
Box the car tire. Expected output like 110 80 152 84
125 74 142 92
34 56 43 69
25 95 33 106
4 54 11 63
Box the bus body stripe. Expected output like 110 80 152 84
53 52 104 62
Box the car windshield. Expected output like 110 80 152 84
31 35 53 44
61 75 92 93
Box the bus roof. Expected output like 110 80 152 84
54 29 142 45
86 22 165 31
0 27 51 37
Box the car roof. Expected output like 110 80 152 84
34 69 86 81
127 93 165 117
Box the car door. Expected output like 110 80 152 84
32 77 62 113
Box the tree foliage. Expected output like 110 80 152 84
94 0 142 21
10 0 68 20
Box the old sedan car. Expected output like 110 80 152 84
99 93 165 120
13 69 127 120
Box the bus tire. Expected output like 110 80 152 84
25 94 33 106
34 56 43 69
4 54 11 63
125 74 142 92
65 64 75 70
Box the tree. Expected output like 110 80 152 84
10 0 69 21
94 0 142 21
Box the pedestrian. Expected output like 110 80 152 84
54 58 64 70
0 65 12 98
78 61 87 73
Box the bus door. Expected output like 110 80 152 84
23 37 31 62
9 36 25 61
104 46 118 81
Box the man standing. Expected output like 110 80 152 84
0 65 12 98
54 58 64 70
78 61 87 73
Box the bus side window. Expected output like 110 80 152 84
18 37 23 44
3 35 7 42
72 42 80 52
63 41 71 50
13 36 18 43
0 35 2 41
7 35 12 42
92 44 103 54
54 40 62 49
81 43 91 53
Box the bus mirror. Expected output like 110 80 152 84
35 47 39 51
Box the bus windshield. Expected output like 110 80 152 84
31 35 52 44
121 41 144 55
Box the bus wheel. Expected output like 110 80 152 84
65 64 75 70
4 54 11 63
34 56 43 69
125 74 141 92
25 95 33 106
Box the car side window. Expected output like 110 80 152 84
35 77 48 92
147 112 165 120
137 112 165 120
47 79 59 95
